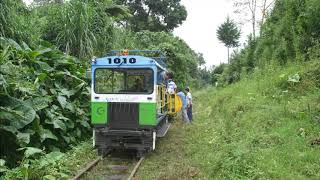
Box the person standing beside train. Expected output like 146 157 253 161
185 87 193 122
176 88 190 123
165 72 176 94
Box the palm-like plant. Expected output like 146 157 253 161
54 0 130 59
56 1 96 59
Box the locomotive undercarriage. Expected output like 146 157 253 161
94 115 169 157
94 128 155 157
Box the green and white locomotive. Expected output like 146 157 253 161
91 50 182 157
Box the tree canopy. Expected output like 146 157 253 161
217 17 241 63
115 0 187 32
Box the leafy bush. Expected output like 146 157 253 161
131 31 202 88
0 38 90 168
3 141 97 180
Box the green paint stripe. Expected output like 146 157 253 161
91 102 107 124
139 103 156 126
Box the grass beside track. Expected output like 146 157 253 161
2 141 98 179
136 62 320 179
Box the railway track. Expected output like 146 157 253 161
72 152 144 180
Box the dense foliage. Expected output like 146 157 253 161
0 38 90 168
115 0 187 32
111 30 203 88
213 0 320 86
0 0 206 173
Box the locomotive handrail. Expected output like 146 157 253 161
106 49 167 68
107 50 165 57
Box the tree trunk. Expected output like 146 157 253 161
252 0 256 39
227 47 230 64
252 15 256 39
260 0 267 36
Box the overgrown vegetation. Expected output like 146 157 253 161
1 0 320 178
0 0 206 176
0 37 90 169
3 141 97 179
213 0 320 86
137 61 320 179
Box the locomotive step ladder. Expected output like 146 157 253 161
156 123 171 137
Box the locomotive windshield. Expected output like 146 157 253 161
94 68 154 94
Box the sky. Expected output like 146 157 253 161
23 0 253 67
173 0 252 67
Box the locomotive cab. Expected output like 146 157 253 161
91 50 179 156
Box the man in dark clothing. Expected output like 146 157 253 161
185 87 193 122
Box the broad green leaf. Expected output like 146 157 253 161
36 61 54 72
57 95 67 109
74 82 86 92
38 73 48 81
40 128 58 142
43 175 56 180
45 109 55 120
76 107 85 115
80 120 90 128
60 88 75 98
32 116 41 136
53 119 67 131
28 48 52 58
7 38 22 50
76 128 81 137
65 102 75 113
45 118 53 125
25 129 36 135
25 96 52 111
18 147 43 158
17 86 36 95
50 88 57 95
64 119 74 129
0 159 5 166
17 132 31 145
39 48 53 54
0 103 35 129
0 94 36 129
61 135 70 143
0 159 7 173
0 125 17 134
22 42 31 51
45 151 64 161
70 136 76 143
14 103 36 128
55 70 83 82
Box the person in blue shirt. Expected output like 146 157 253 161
176 88 190 123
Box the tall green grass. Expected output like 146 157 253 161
137 61 320 179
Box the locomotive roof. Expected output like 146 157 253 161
92 55 167 71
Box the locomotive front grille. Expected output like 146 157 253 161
108 102 139 129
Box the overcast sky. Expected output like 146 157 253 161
23 0 253 66
173 0 252 67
